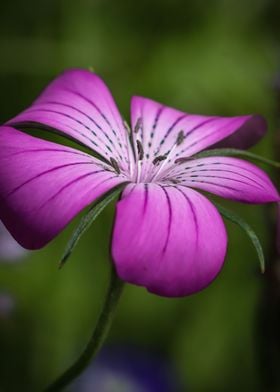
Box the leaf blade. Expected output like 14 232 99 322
214 202 265 273
59 184 126 269
195 148 280 169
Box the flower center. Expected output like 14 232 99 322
127 118 186 184
108 118 188 184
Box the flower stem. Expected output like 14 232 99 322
44 265 125 391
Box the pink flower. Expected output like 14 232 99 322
0 69 278 297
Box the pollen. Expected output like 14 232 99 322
168 178 180 184
153 155 167 165
176 130 185 146
134 117 143 134
136 140 144 160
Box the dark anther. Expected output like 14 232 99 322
175 156 192 164
153 155 167 165
169 178 180 184
134 117 143 133
176 130 185 146
110 157 121 174
136 140 144 160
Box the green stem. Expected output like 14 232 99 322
44 266 125 391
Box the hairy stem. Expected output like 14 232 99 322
44 266 124 391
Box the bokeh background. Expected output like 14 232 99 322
1 0 280 391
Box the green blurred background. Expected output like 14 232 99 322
0 0 280 390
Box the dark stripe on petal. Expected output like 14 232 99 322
24 108 120 157
143 183 149 213
62 87 125 146
59 87 128 161
179 181 242 192
182 175 265 191
13 116 101 150
7 163 103 197
175 186 199 248
161 186 172 254
184 169 266 189
63 87 113 127
145 106 165 159
42 100 103 130
178 118 237 156
26 107 98 137
37 173 120 212
7 148 90 159
154 114 188 155
151 106 165 137
184 117 217 138
152 106 165 132
167 161 272 187
41 101 129 162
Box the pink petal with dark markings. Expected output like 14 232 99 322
0 127 127 249
112 183 227 297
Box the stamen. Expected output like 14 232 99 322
168 178 180 184
153 155 167 165
134 117 143 133
175 157 192 164
110 157 121 174
136 140 144 161
149 131 186 181
176 130 185 146
123 120 131 134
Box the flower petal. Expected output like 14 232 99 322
0 126 127 249
130 96 266 178
112 183 227 297
165 156 279 203
7 68 133 173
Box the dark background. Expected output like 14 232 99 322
0 0 280 390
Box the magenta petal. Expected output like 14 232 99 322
130 96 266 175
212 115 267 150
111 183 227 297
0 127 127 249
7 68 133 172
167 156 280 203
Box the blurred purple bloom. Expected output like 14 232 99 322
0 221 26 262
0 69 278 296
71 346 183 392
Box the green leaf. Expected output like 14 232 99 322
214 202 265 273
194 148 280 169
59 184 126 269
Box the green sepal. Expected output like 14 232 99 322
214 202 265 273
59 184 126 269
195 148 280 169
